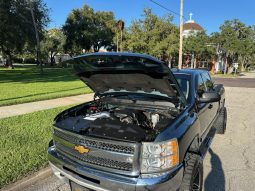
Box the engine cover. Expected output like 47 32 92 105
87 118 149 142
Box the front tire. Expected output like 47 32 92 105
180 153 203 191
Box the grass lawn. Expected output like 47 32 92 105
0 105 74 188
0 66 92 106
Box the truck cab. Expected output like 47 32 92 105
173 69 226 143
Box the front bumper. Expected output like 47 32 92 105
48 146 184 191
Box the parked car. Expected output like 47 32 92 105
48 52 227 191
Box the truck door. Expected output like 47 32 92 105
196 73 212 135
201 72 218 124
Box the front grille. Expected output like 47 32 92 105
53 128 139 175
54 129 134 154
56 143 133 171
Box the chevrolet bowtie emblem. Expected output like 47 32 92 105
74 145 90 154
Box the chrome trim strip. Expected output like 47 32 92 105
56 148 136 174
54 135 134 162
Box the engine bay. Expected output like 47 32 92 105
55 99 178 142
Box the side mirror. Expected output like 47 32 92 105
198 92 221 103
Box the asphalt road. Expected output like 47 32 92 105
20 78 255 191
213 77 255 88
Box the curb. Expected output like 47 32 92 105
0 167 52 191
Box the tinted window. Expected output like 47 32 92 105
197 74 207 97
202 72 214 91
174 74 191 101
176 78 190 99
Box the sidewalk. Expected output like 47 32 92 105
0 93 94 119
239 71 255 78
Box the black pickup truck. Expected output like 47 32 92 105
48 52 227 191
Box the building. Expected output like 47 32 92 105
183 13 204 37
54 53 71 64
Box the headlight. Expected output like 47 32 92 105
141 138 179 173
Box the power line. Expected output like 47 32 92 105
149 0 188 21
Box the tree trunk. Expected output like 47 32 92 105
241 57 248 72
93 46 99 52
5 50 14 69
243 58 249 71
240 63 244 72
224 57 228 75
210 57 216 75
244 62 249 71
50 51 55 66
194 58 197 68
168 56 172 68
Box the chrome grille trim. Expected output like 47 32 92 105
54 128 135 154
53 127 140 176
56 143 133 171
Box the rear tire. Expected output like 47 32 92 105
180 153 203 191
215 107 227 134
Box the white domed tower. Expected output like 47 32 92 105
183 13 203 37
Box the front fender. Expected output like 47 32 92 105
155 108 201 163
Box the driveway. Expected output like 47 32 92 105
203 86 255 191
12 80 255 191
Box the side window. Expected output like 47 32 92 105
202 72 214 91
176 78 189 99
197 74 207 97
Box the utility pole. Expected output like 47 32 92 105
178 0 184 69
191 53 194 68
29 0 43 74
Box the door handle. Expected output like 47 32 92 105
208 104 213 109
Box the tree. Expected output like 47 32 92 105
184 31 213 68
237 38 255 71
63 4 115 55
212 19 255 73
123 9 179 65
92 11 115 52
0 0 49 68
41 28 65 65
123 20 149 53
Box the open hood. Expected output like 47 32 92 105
64 53 184 101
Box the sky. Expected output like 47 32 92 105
44 0 255 34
